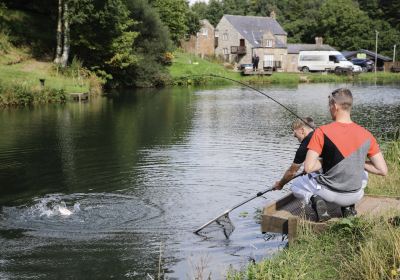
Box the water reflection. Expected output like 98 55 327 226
0 83 399 279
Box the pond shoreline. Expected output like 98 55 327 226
228 140 400 280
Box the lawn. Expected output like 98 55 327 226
169 51 400 86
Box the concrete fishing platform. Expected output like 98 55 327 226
69 92 89 102
261 192 400 243
241 68 273 76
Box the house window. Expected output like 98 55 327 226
264 55 274 67
222 32 228 41
223 48 229 61
265 39 273 48
201 28 208 37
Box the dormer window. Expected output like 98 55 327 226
266 39 273 47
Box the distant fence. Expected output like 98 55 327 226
384 61 400 72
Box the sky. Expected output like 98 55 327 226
189 0 208 5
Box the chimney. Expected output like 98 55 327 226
315 37 323 46
270 10 276 19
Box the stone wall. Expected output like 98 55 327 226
286 54 300 72
215 17 251 64
252 48 288 70
181 20 215 57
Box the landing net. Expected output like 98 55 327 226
195 213 235 239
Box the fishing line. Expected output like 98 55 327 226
180 73 314 130
183 74 313 236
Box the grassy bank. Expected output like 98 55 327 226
168 51 400 86
228 140 400 280
0 34 103 106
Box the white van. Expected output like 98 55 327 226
298 51 354 72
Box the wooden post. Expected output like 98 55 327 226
287 216 298 245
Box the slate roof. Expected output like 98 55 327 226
342 49 391 61
224 15 287 48
287 44 336 54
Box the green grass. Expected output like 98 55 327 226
366 140 400 197
228 216 400 280
228 140 400 280
0 38 102 106
168 51 400 86
0 61 89 93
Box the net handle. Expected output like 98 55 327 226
193 173 303 234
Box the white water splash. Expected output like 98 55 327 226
33 197 80 218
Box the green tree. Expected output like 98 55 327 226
70 0 139 83
379 0 400 29
356 0 384 19
191 2 208 20
152 0 191 44
125 0 173 87
248 0 277 17
278 0 322 43
205 0 224 26
371 19 400 57
316 0 374 50
223 0 249 15
186 9 201 35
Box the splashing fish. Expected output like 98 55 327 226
57 205 73 216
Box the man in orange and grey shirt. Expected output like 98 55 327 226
291 88 388 222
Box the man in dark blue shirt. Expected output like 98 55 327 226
273 117 315 190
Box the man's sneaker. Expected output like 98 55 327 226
341 205 357 218
310 195 331 222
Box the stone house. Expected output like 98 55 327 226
214 13 287 71
180 19 215 58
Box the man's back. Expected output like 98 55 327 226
308 122 379 192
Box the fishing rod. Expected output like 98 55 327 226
182 73 314 130
185 74 312 234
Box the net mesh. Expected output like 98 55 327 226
195 214 235 239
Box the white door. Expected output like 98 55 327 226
264 55 274 68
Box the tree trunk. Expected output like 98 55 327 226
60 0 70 67
54 0 63 64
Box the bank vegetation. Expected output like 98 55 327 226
169 51 400 87
227 139 400 280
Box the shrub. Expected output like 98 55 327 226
88 73 104 96
162 52 174 66
0 32 12 54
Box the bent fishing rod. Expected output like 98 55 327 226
181 74 314 130
194 173 303 234
186 74 311 234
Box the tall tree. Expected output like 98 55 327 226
124 0 173 87
69 0 139 83
248 0 277 17
379 0 400 29
54 0 63 64
191 2 208 20
223 0 249 15
205 0 224 26
186 9 201 35
316 0 374 50
152 0 191 44
277 0 322 43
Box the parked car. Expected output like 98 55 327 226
352 64 363 73
238 63 253 71
350 58 374 72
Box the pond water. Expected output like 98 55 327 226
0 83 399 279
